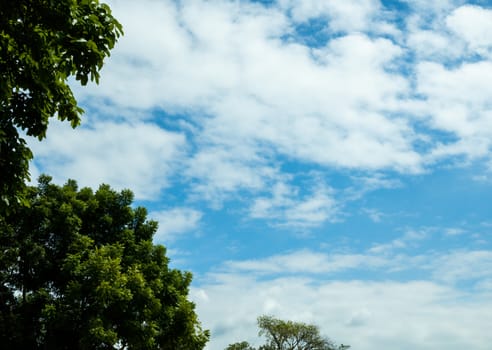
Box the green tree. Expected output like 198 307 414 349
0 176 209 349
226 316 349 350
0 0 122 208
225 341 256 350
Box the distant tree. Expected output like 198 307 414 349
0 176 209 349
225 315 349 350
0 0 122 209
225 341 256 350
257 315 347 350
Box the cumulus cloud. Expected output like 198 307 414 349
29 119 186 200
416 60 492 162
185 145 276 206
407 29 460 60
446 5 492 55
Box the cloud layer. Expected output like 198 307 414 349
193 246 492 350
31 1 492 214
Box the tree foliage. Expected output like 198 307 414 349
0 176 209 349
0 0 123 208
225 341 257 350
226 316 349 350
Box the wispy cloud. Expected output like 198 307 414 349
151 207 203 243
249 181 339 228
431 250 492 284
369 228 428 254
222 249 388 275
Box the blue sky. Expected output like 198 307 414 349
29 0 492 349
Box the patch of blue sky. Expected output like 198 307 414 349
382 0 410 14
149 108 194 130
148 108 205 149
412 125 460 154
361 167 492 233
278 155 378 189
135 183 188 213
454 0 492 8
170 219 300 275
436 52 491 70
247 0 276 6
282 18 333 49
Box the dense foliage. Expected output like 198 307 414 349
0 0 122 209
0 1 211 349
0 176 209 349
225 341 256 350
226 315 349 350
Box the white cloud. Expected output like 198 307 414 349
446 5 492 55
29 119 186 200
185 145 276 206
363 208 384 223
151 207 203 243
218 244 492 283
369 228 428 254
407 29 460 60
400 4 492 168
279 0 399 37
223 249 388 275
444 227 466 236
250 181 339 228
416 61 492 163
431 250 492 283
417 61 492 114
345 173 402 201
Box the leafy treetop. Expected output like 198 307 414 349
226 315 350 350
0 0 123 208
0 176 209 349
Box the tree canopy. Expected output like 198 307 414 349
226 316 349 350
0 176 209 349
225 341 257 350
0 0 122 208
